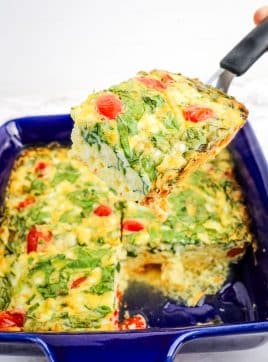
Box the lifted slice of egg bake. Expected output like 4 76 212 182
0 145 253 331
71 70 248 217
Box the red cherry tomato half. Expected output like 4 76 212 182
122 220 144 232
27 227 52 253
227 247 244 258
183 106 214 123
34 161 47 177
0 311 25 329
27 227 39 253
119 314 147 330
93 204 112 217
137 77 167 91
17 196 35 210
96 94 123 120
71 276 87 289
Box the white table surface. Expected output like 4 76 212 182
0 0 267 361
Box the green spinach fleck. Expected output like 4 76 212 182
164 113 181 130
90 266 114 295
150 132 170 153
117 117 132 160
31 179 45 195
52 164 80 186
66 247 110 270
81 123 107 151
37 278 69 299
27 302 40 314
67 189 98 215
0 276 11 310
143 95 164 112
59 210 82 224
27 204 50 224
141 156 157 182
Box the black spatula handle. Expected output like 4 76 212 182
220 18 268 76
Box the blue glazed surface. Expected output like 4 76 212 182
0 114 267 361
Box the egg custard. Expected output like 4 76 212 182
0 145 253 331
71 70 248 217
0 147 123 331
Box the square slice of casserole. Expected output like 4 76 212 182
8 245 119 332
71 70 248 216
2 147 121 255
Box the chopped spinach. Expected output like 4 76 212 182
59 210 82 224
126 250 137 258
29 249 110 299
109 187 117 195
143 95 164 112
164 113 181 130
81 123 107 151
109 87 145 125
96 237 105 244
29 258 55 284
90 266 114 295
141 156 157 182
117 117 132 160
150 132 170 153
69 305 111 328
94 305 112 317
52 164 80 186
23 174 45 195
114 200 127 212
27 204 50 224
27 302 40 314
68 315 100 329
0 276 11 310
36 266 70 299
37 278 69 299
67 189 98 215
122 115 138 136
184 127 207 151
26 294 36 305
66 247 110 270
31 179 45 195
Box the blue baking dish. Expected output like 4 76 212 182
0 113 267 362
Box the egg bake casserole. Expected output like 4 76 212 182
0 145 253 331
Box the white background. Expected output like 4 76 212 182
0 0 268 361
